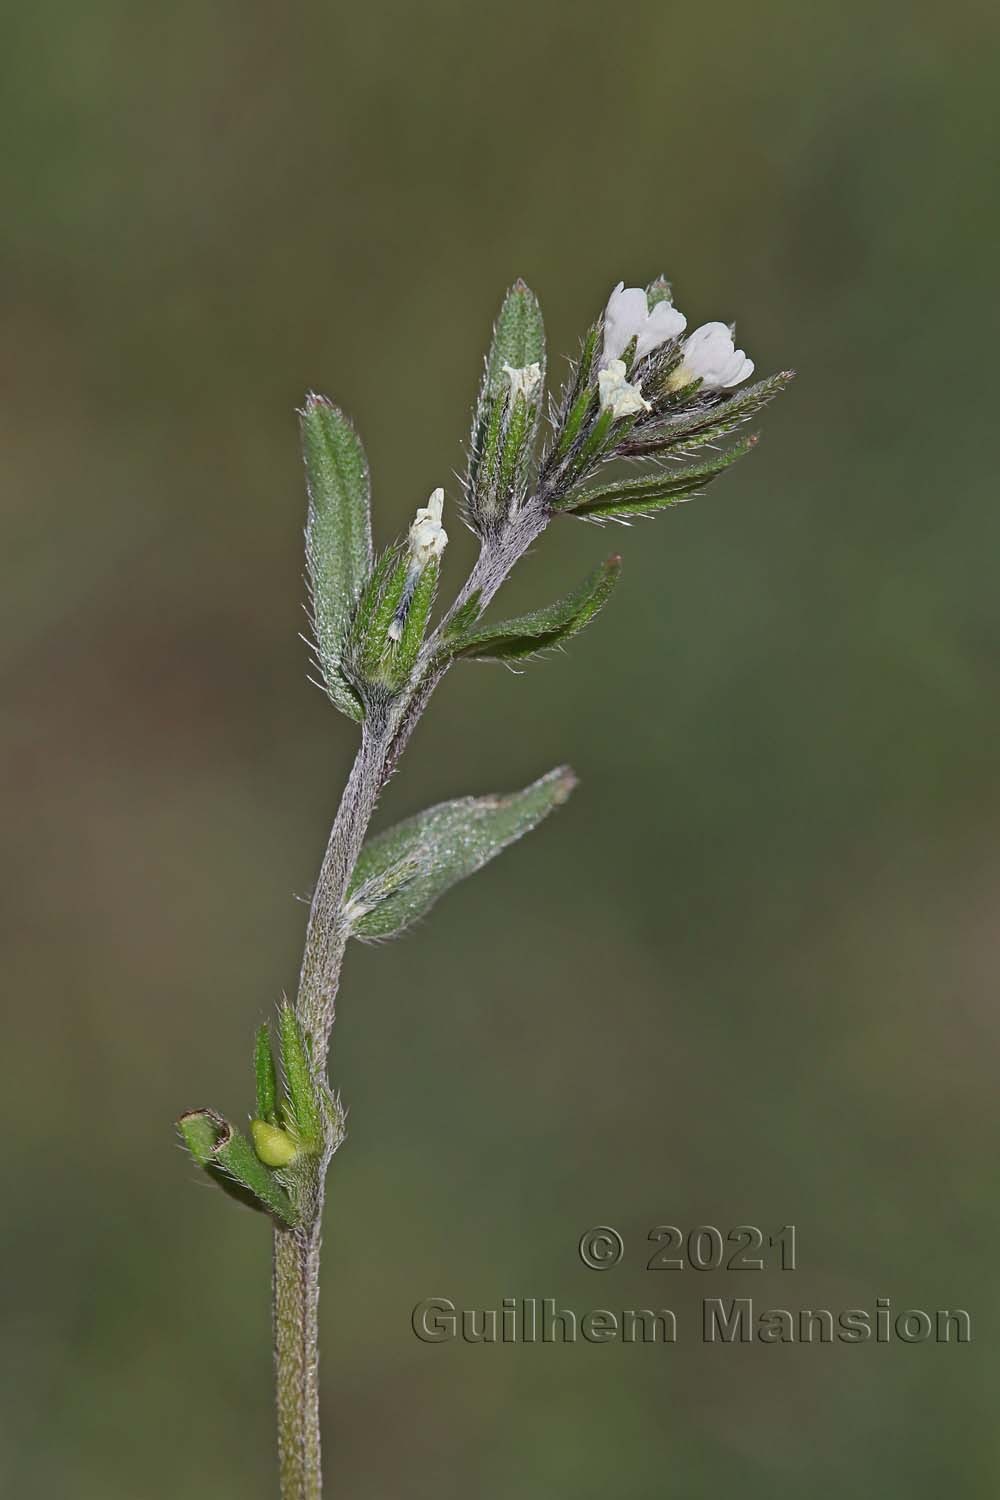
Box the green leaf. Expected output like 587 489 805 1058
548 321 601 465
177 1108 297 1225
558 437 758 520
346 766 577 940
279 1004 322 1151
254 1024 279 1125
485 280 545 398
177 1109 219 1168
301 395 373 720
622 371 794 456
344 851 424 925
442 556 622 662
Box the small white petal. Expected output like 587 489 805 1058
408 488 448 566
635 299 686 360
601 284 651 366
679 322 754 390
602 281 687 367
598 359 651 419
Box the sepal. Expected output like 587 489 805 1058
343 546 439 701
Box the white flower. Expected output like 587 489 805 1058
388 489 449 641
502 361 542 401
672 322 754 390
601 282 687 367
597 359 651 419
407 487 448 567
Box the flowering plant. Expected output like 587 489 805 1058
176 277 791 1499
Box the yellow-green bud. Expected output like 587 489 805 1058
251 1120 299 1168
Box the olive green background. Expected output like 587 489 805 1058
3 1 999 1495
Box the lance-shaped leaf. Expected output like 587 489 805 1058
441 556 621 663
345 766 577 940
301 394 373 719
254 1024 279 1125
278 1003 323 1151
177 1108 297 1225
556 437 758 520
621 371 794 457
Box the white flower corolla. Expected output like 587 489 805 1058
597 359 651 420
670 322 754 390
502 361 542 401
407 487 448 567
389 489 448 641
601 282 687 367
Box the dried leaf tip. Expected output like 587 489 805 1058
548 765 579 803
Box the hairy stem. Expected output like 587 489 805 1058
273 1215 324 1500
273 507 549 1498
297 725 390 1054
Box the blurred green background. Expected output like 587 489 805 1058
3 0 999 1494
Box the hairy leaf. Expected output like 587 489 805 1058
442 589 483 641
621 371 794 457
346 766 577 940
558 437 758 519
548 321 601 466
177 1108 297 1225
442 556 621 662
301 395 373 719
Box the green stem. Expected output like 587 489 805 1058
273 1213 324 1500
